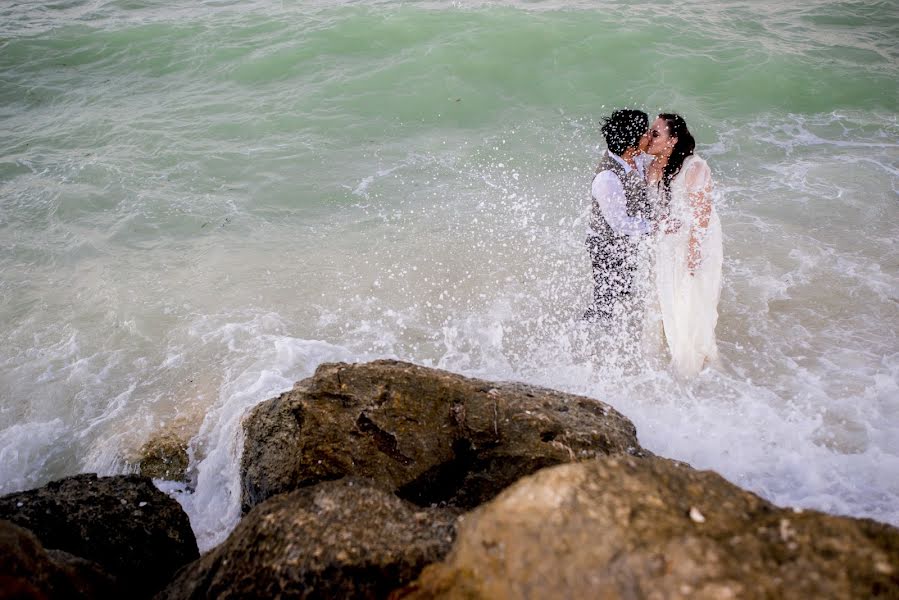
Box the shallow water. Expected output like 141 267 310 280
1 0 897 550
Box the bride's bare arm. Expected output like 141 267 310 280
686 161 713 274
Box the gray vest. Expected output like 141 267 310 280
589 153 651 240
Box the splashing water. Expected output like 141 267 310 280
1 1 897 550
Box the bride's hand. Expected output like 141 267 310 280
664 218 682 234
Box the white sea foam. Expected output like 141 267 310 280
0 420 71 494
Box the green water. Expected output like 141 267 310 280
1 0 897 550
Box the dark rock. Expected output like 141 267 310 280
0 519 118 599
0 474 199 598
157 478 457 600
396 457 899 599
241 359 643 512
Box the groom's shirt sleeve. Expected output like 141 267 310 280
591 171 652 237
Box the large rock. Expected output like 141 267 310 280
0 519 118 599
0 474 199 598
158 478 457 600
127 414 203 483
134 430 190 482
396 457 899 599
241 360 643 512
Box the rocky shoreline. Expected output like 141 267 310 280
2 360 897 598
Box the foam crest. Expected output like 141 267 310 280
0 420 70 494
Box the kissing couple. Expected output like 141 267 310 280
583 109 723 377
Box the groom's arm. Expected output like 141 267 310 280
591 172 652 237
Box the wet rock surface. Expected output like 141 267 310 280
0 519 118 599
135 431 190 482
158 478 457 600
241 359 643 512
5 362 896 599
0 474 199 598
396 456 899 599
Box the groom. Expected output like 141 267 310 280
583 109 654 322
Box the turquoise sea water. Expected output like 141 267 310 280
1 0 897 549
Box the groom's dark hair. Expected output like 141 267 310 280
601 109 648 156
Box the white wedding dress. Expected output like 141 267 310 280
650 155 723 377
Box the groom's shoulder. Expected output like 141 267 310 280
596 153 623 176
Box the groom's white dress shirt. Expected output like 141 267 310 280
590 152 652 237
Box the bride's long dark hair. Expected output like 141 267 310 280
659 113 696 189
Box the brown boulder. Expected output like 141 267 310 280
0 474 199 598
397 457 899 599
241 359 643 512
126 413 202 483
135 431 190 482
157 478 457 600
0 520 118 599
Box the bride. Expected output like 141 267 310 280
643 113 723 376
